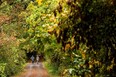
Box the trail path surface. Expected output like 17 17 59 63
16 62 49 77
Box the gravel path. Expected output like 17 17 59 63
15 62 49 77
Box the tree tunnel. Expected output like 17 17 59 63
26 51 37 61
26 51 45 62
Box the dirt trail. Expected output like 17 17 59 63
15 62 49 77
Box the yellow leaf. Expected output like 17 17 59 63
36 0 42 5
65 43 70 51
89 65 93 69
81 52 86 59
62 69 68 75
71 36 75 45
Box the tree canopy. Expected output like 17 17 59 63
0 0 116 77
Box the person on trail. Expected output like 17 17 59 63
31 55 35 64
36 55 39 64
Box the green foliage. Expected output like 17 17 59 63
44 60 60 77
1 0 115 77
52 0 116 76
20 0 60 54
0 63 6 77
0 40 25 77
0 0 28 76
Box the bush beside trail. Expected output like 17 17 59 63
0 34 26 77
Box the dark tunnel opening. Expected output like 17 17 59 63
26 51 37 61
26 51 45 62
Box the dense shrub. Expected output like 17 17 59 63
0 39 25 77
